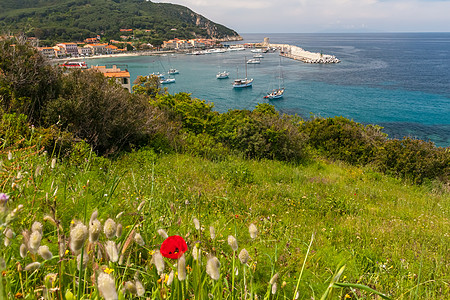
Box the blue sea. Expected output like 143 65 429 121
88 33 450 147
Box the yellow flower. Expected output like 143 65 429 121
345 294 351 299
70 220 75 224
104 268 114 274
65 249 70 255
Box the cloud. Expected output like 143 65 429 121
155 0 450 32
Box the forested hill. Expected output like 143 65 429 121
0 0 240 43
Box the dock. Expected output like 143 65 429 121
254 38 340 64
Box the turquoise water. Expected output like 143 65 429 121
88 33 450 147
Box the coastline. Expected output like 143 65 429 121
52 50 173 63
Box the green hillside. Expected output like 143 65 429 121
0 0 240 43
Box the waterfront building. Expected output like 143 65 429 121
85 43 108 55
56 43 79 57
91 65 131 92
37 46 56 58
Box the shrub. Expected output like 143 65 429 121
300 116 387 165
374 137 450 184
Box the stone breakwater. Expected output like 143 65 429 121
273 44 340 64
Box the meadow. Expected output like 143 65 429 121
1 144 448 299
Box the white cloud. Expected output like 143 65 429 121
155 0 450 32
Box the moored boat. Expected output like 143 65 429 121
168 68 179 75
247 58 261 64
160 78 175 84
216 71 230 79
233 57 253 88
60 61 88 69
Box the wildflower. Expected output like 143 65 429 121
177 254 186 281
192 244 201 261
0 193 8 206
104 267 114 274
31 221 43 235
51 158 56 169
238 248 250 264
97 272 118 300
77 252 88 271
104 218 117 239
269 273 278 285
134 233 145 246
69 223 88 253
271 282 277 295
227 235 238 251
249 223 258 239
206 256 220 280
152 250 165 274
167 270 174 285
38 245 53 260
124 281 137 294
157 228 168 239
24 262 41 271
89 219 102 243
105 241 119 262
193 218 200 230
209 226 216 240
29 231 42 254
115 224 122 238
160 235 188 259
135 280 145 296
19 244 28 258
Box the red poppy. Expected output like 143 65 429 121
160 235 188 259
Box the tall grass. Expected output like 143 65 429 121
0 147 449 299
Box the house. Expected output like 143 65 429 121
85 43 108 55
91 65 131 92
105 45 118 54
79 46 93 56
37 46 56 58
84 37 98 44
56 43 79 57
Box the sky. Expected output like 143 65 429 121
153 0 450 33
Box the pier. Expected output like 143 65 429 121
259 38 340 64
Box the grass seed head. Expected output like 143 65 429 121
115 224 122 238
19 243 28 258
97 272 118 300
135 280 145 296
167 270 174 285
77 252 89 271
38 245 53 260
89 219 102 243
50 158 56 169
124 281 137 294
206 255 220 280
157 228 168 239
70 223 88 253
239 248 250 264
105 241 119 262
178 253 186 281
271 282 278 295
269 273 279 285
249 223 258 239
193 218 200 230
210 226 216 240
153 250 165 274
29 231 42 254
103 218 117 239
89 210 98 224
227 235 238 252
134 232 145 246
24 262 41 271
31 221 43 234
192 244 201 261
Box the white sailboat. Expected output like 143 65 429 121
264 57 284 99
233 57 253 88
216 71 230 79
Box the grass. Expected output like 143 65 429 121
0 146 449 299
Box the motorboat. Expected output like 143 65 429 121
216 71 230 79
247 58 261 64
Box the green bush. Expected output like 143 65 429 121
374 138 450 184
